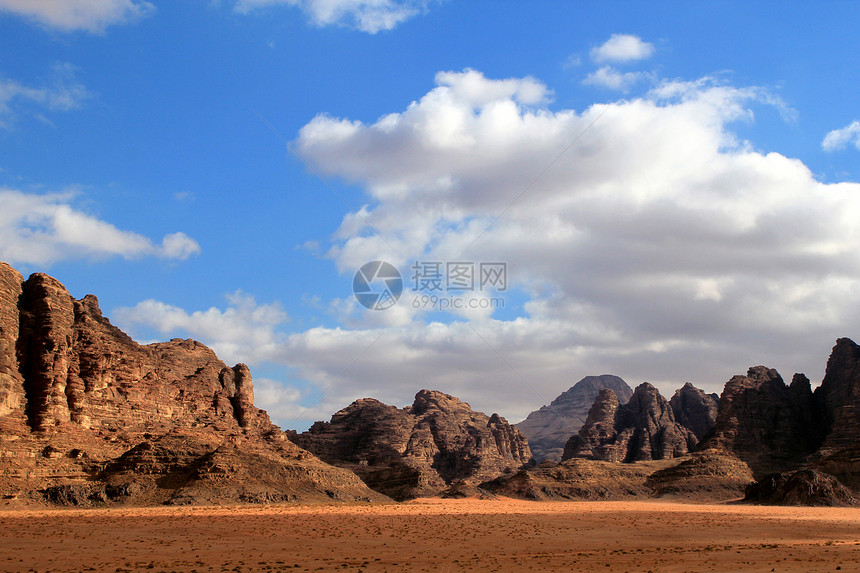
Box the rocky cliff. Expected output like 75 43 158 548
562 383 698 463
706 366 825 476
670 382 719 441
291 389 532 500
809 338 860 488
516 375 633 462
0 262 386 505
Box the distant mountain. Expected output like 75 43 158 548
515 375 633 462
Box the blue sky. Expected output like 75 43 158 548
2 0 860 430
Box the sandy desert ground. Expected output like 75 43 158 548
1 498 859 572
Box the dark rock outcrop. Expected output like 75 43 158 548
0 262 386 505
291 389 532 500
706 366 826 477
562 383 698 463
743 470 856 507
811 338 860 489
645 451 754 499
670 383 719 441
480 457 666 501
516 375 633 462
482 452 754 503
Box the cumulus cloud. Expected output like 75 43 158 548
822 120 860 152
234 0 431 33
289 69 859 415
0 64 89 128
583 66 652 91
118 68 860 428
0 189 201 265
590 33 655 63
113 292 287 366
0 0 154 33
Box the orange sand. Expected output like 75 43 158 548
1 498 859 572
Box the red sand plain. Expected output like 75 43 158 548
1 498 859 572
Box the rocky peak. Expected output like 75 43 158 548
670 382 719 441
707 365 825 476
410 388 466 416
1 264 275 435
808 338 860 489
292 389 532 500
563 383 697 463
0 261 388 505
515 374 633 462
815 338 860 449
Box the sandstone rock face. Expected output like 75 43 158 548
516 375 633 462
0 263 25 420
0 262 385 505
562 383 698 463
291 389 532 500
706 366 825 476
670 383 719 441
2 266 272 435
810 338 860 488
743 470 856 507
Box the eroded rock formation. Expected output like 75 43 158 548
706 366 825 476
516 375 633 462
0 262 385 505
670 382 719 441
562 383 698 463
291 389 532 500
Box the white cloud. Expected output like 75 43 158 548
0 188 201 265
113 292 287 366
234 0 430 33
0 64 89 128
822 120 860 152
286 69 859 417
0 0 154 33
118 69 860 430
158 232 201 259
583 66 651 91
590 33 655 64
563 54 582 69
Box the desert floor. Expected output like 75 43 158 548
1 498 859 572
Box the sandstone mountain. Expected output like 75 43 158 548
515 375 633 462
562 383 698 463
670 382 719 441
290 390 532 500
705 367 825 476
0 262 386 505
812 337 860 489
702 338 860 495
